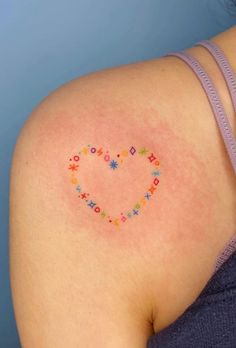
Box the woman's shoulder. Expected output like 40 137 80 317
10 37 236 346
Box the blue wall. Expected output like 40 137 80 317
1 1 235 346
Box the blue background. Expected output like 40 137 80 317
1 0 235 346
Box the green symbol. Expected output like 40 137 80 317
138 147 149 155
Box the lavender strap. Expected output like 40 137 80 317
165 51 236 175
214 233 236 274
196 40 236 113
194 40 236 271
165 49 236 272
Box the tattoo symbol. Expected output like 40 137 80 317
68 164 79 171
101 211 106 218
76 185 82 192
97 148 103 156
145 192 151 200
80 193 89 199
153 178 159 186
152 170 160 176
129 146 136 155
138 147 149 155
148 153 157 163
87 200 96 208
82 148 88 155
148 185 156 194
109 160 118 170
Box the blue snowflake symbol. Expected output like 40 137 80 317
109 159 118 170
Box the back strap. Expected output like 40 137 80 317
196 40 236 113
165 50 236 174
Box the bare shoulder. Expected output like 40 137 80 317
10 43 236 347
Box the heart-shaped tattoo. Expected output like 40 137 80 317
68 145 161 227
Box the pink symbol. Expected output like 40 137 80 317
148 153 156 163
129 146 136 155
104 154 110 162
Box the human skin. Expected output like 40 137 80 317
9 25 236 347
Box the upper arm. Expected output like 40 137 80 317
9 59 230 347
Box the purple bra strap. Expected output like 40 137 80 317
214 233 236 274
164 50 236 272
195 40 236 113
165 51 236 175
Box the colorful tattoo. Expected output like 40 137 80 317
67 145 161 227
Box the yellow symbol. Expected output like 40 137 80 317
82 147 88 155
121 149 128 157
113 219 120 227
71 176 78 185
134 203 141 209
138 147 149 155
101 211 106 218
